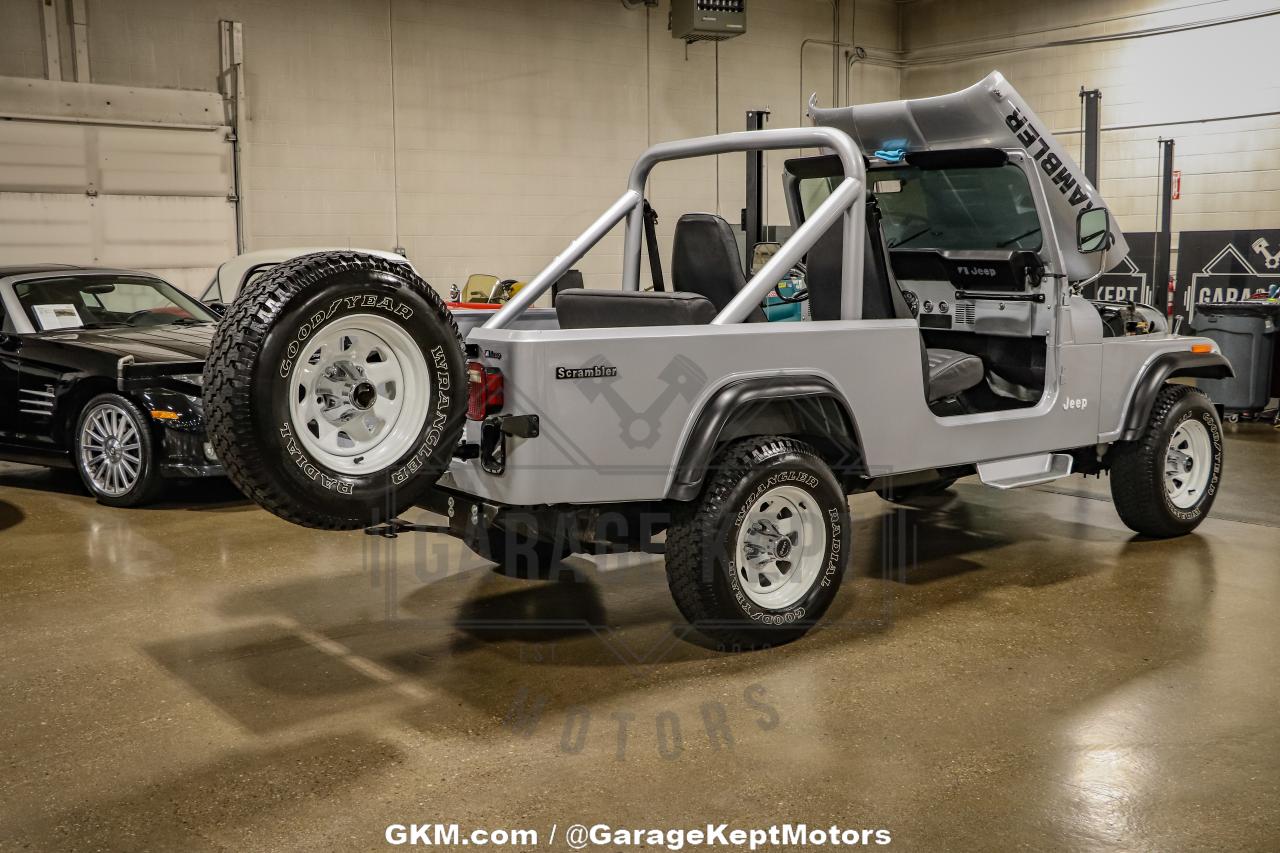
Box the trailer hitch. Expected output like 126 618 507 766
363 518 451 539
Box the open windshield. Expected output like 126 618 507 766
15 274 217 332
799 162 1043 252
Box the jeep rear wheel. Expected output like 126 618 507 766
203 252 467 529
665 436 851 649
1110 384 1223 538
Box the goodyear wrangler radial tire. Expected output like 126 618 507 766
1109 384 1223 538
203 252 467 529
665 436 851 649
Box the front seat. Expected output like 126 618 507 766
806 204 984 403
672 213 767 322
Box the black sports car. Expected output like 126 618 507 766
0 264 222 506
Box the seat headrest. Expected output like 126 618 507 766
672 213 746 312
552 269 584 305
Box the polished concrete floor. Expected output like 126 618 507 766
1 425 1278 851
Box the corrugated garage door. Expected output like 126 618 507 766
0 108 236 295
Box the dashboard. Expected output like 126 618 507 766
890 248 1052 338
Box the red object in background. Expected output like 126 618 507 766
1171 170 1181 200
447 302 501 311
1167 275 1176 317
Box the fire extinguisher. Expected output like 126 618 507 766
1166 275 1176 318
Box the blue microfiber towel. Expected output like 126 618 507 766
874 148 907 162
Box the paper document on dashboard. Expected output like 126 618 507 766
32 304 83 331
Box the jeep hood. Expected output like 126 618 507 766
809 71 1128 281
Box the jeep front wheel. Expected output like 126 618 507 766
1109 384 1223 538
665 436 850 648
203 251 467 529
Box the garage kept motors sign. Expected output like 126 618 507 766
1087 232 1156 304
1175 229 1280 323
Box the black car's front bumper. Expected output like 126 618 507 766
131 384 223 479
158 428 222 478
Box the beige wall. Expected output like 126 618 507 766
0 0 899 292
898 0 1280 268
6 0 1272 292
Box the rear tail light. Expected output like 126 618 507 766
467 361 504 420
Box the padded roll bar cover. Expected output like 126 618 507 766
555 289 717 329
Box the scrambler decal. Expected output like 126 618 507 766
556 363 618 380
1004 106 1095 212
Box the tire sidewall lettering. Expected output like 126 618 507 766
278 295 415 379
722 461 845 624
1162 405 1223 522
264 283 457 497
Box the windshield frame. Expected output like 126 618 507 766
9 271 217 334
797 159 1045 255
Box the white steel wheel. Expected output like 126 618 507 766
287 313 432 476
79 402 143 497
1164 418 1213 509
734 484 828 610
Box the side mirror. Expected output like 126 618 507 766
751 241 782 275
1077 207 1111 254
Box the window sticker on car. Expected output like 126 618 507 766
33 304 83 331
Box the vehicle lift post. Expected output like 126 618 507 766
1079 87 1102 188
1152 138 1176 318
743 109 771 262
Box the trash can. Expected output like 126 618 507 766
1192 302 1280 415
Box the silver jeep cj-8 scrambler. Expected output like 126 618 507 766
204 73 1231 648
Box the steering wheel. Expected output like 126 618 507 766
772 279 810 304
770 262 810 304
124 309 157 324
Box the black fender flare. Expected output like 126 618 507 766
1120 351 1233 440
667 376 863 501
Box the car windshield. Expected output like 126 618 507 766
15 274 217 332
799 162 1043 252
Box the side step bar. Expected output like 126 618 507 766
977 453 1073 490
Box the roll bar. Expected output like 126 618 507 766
483 126 865 330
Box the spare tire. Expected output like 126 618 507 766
203 251 467 529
